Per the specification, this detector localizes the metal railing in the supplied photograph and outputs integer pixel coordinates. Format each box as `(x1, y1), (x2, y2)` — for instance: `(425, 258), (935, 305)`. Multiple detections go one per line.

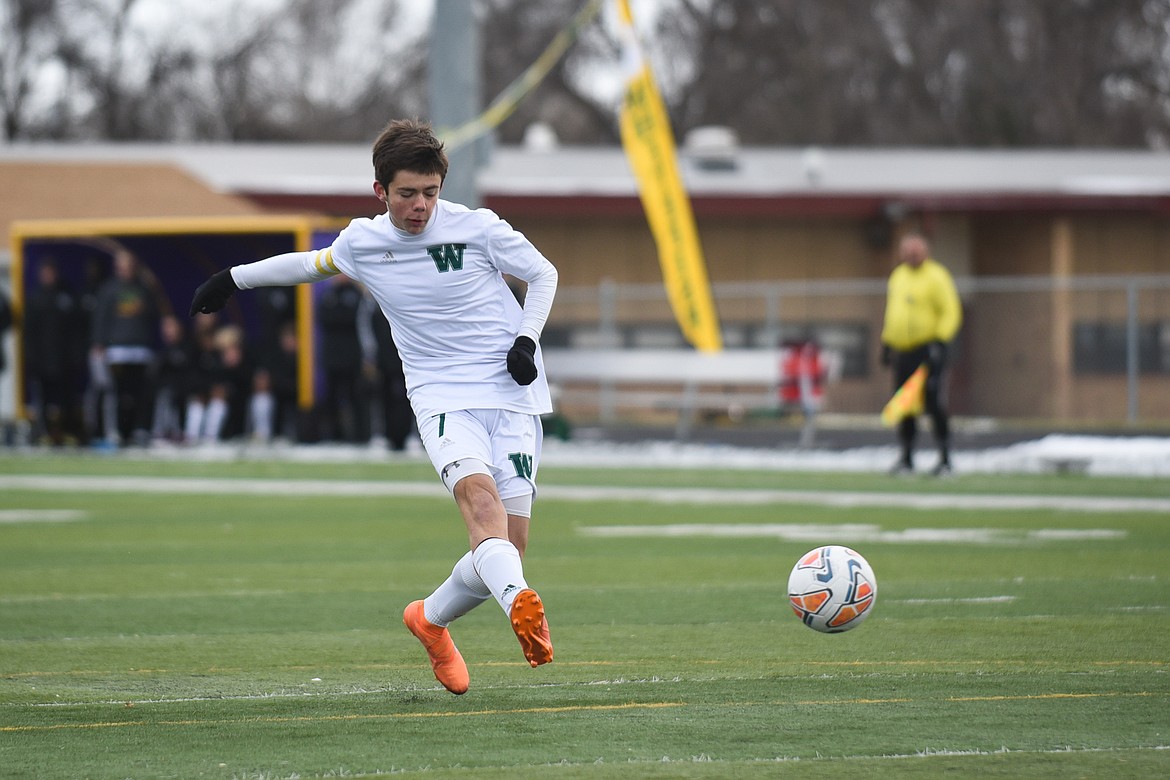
(547, 274), (1170, 424)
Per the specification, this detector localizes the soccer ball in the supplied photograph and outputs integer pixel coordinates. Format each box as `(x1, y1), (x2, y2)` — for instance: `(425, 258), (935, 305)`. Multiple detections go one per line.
(787, 545), (877, 633)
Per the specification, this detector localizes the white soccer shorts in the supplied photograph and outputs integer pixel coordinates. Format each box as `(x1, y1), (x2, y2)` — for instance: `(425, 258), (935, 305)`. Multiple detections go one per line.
(418, 408), (542, 510)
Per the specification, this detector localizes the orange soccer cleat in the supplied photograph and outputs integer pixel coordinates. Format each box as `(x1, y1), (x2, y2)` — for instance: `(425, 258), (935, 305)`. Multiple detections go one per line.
(509, 589), (553, 668)
(402, 600), (469, 695)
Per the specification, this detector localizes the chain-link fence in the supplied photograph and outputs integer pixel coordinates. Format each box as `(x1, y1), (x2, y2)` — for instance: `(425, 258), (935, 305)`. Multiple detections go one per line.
(544, 274), (1170, 425)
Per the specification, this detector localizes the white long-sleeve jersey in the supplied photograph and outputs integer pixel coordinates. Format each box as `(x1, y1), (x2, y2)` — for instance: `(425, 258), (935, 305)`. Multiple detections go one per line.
(231, 200), (558, 420)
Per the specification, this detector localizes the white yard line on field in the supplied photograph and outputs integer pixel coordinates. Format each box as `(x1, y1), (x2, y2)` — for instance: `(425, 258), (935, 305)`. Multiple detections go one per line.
(2, 474), (1169, 513)
(0, 475), (446, 498)
(578, 523), (1126, 543)
(0, 509), (87, 523)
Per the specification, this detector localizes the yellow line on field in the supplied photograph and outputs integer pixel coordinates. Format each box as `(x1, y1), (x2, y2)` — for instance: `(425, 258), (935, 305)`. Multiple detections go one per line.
(804, 698), (916, 704)
(805, 659), (1168, 668)
(0, 701), (685, 733)
(784, 691), (1161, 706)
(7, 657), (1165, 679)
(477, 659), (631, 667)
(4, 660), (643, 679)
(5, 691), (1165, 733)
(945, 691), (1158, 703)
(0, 720), (145, 732)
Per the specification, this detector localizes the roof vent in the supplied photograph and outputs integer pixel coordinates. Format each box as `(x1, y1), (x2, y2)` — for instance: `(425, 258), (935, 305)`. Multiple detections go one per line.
(802, 147), (826, 187)
(684, 125), (739, 171)
(523, 122), (559, 153)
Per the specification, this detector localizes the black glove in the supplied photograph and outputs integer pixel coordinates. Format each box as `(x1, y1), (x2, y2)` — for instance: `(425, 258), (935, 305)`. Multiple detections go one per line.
(506, 336), (538, 386)
(879, 343), (892, 367)
(926, 340), (948, 371)
(189, 268), (238, 316)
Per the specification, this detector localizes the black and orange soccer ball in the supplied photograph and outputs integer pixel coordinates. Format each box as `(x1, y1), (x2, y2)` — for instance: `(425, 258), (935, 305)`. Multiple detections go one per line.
(788, 545), (877, 633)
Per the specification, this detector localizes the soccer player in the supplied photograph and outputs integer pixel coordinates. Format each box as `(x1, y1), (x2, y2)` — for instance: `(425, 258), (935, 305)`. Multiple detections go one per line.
(189, 118), (557, 694)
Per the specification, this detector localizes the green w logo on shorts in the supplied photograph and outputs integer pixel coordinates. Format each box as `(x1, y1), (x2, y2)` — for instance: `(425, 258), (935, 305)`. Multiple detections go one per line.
(427, 243), (466, 272)
(508, 452), (533, 479)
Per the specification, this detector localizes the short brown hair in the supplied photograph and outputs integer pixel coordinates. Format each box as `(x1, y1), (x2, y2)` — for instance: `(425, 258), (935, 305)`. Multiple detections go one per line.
(372, 118), (448, 188)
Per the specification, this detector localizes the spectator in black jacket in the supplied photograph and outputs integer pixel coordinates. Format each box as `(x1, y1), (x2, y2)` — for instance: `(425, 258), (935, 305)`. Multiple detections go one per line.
(23, 260), (87, 445)
(257, 321), (300, 442)
(79, 255), (110, 444)
(90, 249), (164, 447)
(359, 288), (412, 451)
(151, 315), (191, 443)
(0, 283), (11, 443)
(253, 286), (292, 359)
(316, 274), (369, 443)
(212, 324), (255, 441)
(183, 314), (225, 443)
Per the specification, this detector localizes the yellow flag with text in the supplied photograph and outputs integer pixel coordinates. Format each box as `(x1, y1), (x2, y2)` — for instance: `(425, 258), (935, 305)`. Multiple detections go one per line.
(615, 0), (722, 352)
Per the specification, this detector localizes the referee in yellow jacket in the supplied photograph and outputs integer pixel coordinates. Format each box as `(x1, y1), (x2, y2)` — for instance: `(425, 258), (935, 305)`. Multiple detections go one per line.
(880, 233), (963, 476)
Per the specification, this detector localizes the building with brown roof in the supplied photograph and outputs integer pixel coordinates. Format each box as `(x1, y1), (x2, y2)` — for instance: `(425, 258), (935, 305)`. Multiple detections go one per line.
(3, 140), (1169, 425)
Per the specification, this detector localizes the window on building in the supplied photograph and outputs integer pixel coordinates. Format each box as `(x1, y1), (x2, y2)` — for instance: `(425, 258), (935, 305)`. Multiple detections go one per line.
(1073, 321), (1170, 375)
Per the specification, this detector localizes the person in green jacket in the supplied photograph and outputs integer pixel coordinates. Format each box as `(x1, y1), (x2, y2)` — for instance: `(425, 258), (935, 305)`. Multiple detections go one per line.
(880, 233), (963, 476)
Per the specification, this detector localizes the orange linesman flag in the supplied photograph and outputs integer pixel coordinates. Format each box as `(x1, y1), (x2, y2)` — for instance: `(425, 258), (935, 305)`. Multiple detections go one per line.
(881, 363), (927, 427)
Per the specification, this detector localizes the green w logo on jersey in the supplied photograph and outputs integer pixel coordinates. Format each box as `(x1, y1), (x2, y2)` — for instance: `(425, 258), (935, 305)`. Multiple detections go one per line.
(427, 243), (466, 272)
(508, 452), (533, 479)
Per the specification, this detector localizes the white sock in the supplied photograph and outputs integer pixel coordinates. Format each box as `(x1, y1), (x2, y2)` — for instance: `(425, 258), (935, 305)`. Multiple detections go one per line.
(102, 391), (118, 442)
(249, 392), (274, 441)
(423, 551), (491, 627)
(472, 537), (529, 614)
(184, 400), (205, 441)
(204, 398), (227, 441)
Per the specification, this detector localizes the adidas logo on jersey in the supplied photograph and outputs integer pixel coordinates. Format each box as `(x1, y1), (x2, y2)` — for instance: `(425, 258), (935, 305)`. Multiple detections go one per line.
(379, 251), (395, 263)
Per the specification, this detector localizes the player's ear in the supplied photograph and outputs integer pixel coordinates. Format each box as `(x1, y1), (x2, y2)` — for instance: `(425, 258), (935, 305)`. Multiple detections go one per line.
(373, 181), (387, 203)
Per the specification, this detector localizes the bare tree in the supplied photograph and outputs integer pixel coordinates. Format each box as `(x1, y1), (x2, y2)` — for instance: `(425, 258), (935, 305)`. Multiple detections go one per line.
(204, 0), (421, 141)
(19, 0), (423, 141)
(8, 0), (1170, 148)
(477, 0), (620, 145)
(657, 0), (1170, 148)
(46, 0), (207, 140)
(0, 0), (61, 140)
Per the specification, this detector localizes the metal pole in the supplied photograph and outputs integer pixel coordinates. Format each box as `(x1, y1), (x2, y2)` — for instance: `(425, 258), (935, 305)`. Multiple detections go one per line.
(1126, 280), (1139, 423)
(763, 284), (781, 348)
(429, 0), (481, 208)
(599, 278), (618, 422)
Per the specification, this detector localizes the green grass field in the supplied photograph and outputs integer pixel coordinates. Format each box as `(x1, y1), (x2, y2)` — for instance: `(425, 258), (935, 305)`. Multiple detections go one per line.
(1, 451), (1167, 779)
